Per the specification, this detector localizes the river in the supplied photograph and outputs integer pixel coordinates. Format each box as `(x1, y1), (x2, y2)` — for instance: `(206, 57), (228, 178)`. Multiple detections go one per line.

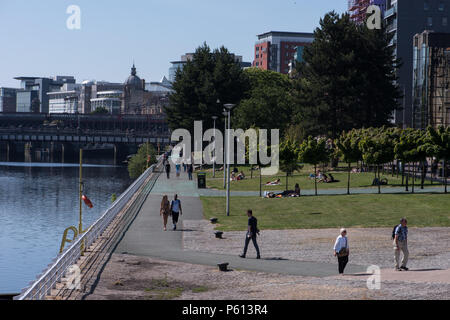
(0, 160), (133, 294)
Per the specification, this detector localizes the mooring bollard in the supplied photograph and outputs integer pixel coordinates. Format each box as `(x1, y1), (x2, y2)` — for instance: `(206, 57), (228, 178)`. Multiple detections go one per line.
(214, 231), (223, 239)
(210, 217), (218, 224)
(217, 263), (229, 272)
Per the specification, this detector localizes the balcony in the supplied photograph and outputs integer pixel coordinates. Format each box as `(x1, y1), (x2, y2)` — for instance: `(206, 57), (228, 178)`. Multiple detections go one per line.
(384, 6), (397, 19)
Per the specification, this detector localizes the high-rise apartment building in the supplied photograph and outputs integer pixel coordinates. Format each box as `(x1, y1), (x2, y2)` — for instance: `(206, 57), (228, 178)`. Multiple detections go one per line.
(412, 31), (450, 129)
(253, 31), (314, 74)
(348, 0), (387, 23)
(384, 0), (450, 127)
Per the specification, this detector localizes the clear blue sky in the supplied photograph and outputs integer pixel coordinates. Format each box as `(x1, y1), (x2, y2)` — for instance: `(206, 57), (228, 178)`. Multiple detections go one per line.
(0, 0), (347, 88)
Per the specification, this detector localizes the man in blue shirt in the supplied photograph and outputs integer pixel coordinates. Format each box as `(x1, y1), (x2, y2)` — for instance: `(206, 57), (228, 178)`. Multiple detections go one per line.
(394, 218), (409, 271)
(170, 194), (182, 231)
(239, 209), (261, 259)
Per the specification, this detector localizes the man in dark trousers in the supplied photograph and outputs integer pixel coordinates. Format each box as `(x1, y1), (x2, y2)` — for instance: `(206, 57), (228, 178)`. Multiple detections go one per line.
(165, 161), (171, 179)
(239, 209), (261, 259)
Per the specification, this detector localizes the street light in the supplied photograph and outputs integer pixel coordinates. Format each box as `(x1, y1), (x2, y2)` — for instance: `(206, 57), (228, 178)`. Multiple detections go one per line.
(224, 103), (236, 217)
(222, 109), (228, 189)
(212, 115), (218, 178)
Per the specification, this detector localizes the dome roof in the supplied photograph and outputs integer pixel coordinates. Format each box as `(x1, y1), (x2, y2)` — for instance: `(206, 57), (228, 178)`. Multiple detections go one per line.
(125, 64), (143, 88)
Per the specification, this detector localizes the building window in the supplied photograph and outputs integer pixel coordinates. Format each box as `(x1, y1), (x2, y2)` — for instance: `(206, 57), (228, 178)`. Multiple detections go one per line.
(443, 17), (448, 26)
(438, 2), (445, 11)
(256, 62), (259, 66)
(256, 54), (259, 58)
(427, 17), (433, 26)
(424, 2), (430, 11)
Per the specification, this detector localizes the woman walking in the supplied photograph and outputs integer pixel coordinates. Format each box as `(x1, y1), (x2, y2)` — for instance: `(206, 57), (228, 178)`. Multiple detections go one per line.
(160, 195), (171, 231)
(333, 228), (350, 275)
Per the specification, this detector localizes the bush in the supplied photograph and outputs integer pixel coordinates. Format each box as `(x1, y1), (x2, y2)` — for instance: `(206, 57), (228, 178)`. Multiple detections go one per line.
(128, 143), (157, 178)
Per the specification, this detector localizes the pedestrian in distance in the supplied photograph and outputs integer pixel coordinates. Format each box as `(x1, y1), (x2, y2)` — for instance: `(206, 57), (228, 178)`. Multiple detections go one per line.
(160, 195), (171, 231)
(393, 218), (409, 271)
(334, 228), (349, 275)
(187, 163), (193, 181)
(239, 209), (261, 259)
(182, 161), (187, 172)
(170, 194), (182, 231)
(176, 163), (181, 178)
(165, 162), (171, 179)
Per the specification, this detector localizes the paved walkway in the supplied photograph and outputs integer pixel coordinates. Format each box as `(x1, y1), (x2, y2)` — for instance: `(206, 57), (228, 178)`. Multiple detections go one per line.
(198, 185), (447, 197)
(114, 160), (367, 277)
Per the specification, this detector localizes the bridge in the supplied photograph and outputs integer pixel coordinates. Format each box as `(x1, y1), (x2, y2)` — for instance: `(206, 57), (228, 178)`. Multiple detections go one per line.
(0, 113), (171, 162)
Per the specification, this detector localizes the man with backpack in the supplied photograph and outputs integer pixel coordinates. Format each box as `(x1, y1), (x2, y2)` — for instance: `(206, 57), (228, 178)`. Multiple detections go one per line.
(393, 218), (409, 271)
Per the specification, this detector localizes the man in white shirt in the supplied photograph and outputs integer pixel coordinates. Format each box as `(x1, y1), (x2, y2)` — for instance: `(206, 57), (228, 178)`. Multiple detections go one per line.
(333, 228), (350, 275)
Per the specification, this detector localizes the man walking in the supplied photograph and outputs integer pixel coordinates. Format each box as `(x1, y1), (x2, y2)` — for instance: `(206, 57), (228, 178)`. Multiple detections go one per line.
(170, 194), (182, 231)
(165, 161), (171, 179)
(239, 210), (261, 259)
(394, 218), (409, 271)
(187, 163), (193, 181)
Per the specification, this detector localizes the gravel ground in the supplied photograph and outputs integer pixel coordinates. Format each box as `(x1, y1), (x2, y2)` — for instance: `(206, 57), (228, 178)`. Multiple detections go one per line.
(183, 220), (450, 270)
(85, 254), (450, 300)
(84, 223), (450, 300)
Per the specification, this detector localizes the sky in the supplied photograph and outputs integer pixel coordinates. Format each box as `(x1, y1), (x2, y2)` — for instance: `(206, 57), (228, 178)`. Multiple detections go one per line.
(0, 0), (347, 88)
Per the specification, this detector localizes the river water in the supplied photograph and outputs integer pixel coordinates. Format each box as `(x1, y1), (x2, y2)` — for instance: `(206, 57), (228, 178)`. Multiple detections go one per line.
(0, 160), (132, 294)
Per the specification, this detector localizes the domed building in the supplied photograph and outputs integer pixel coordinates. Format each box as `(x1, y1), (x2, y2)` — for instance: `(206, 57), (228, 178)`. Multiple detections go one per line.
(122, 64), (151, 114)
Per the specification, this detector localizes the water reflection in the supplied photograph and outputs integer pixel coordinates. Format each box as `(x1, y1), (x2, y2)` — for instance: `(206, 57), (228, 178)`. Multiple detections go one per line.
(0, 161), (132, 293)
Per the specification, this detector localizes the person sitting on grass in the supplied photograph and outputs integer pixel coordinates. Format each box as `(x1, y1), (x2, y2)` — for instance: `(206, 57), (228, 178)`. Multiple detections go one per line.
(237, 171), (246, 181)
(294, 183), (301, 196)
(309, 173), (316, 180)
(230, 172), (236, 181)
(266, 178), (281, 186)
(318, 173), (329, 183)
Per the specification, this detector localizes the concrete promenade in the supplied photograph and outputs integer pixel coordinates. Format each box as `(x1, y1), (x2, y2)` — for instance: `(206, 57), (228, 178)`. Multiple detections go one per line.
(114, 161), (367, 277)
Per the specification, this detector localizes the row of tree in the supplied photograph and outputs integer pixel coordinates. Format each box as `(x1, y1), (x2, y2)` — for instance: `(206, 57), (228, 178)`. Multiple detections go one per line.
(279, 126), (450, 195)
(165, 11), (402, 140)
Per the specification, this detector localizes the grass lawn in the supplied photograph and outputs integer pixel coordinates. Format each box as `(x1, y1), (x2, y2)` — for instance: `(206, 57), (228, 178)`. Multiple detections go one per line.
(198, 165), (439, 192)
(201, 194), (450, 231)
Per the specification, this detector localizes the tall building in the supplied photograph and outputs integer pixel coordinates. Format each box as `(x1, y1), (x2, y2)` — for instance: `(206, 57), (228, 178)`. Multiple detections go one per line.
(122, 64), (153, 114)
(253, 31), (314, 74)
(384, 0), (450, 127)
(169, 53), (251, 83)
(348, 0), (386, 24)
(14, 76), (76, 113)
(0, 87), (19, 113)
(412, 31), (450, 129)
(47, 83), (81, 114)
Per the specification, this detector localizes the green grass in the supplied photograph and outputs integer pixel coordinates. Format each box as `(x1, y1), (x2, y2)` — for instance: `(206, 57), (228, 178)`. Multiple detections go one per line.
(201, 194), (450, 231)
(192, 286), (211, 293)
(197, 165), (439, 192)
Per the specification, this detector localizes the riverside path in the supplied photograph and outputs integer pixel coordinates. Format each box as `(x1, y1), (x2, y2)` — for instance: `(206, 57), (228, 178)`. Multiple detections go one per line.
(113, 157), (367, 277)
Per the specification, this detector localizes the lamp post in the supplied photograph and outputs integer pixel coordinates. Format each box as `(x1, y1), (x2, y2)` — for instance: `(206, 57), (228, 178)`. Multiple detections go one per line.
(222, 110), (228, 189)
(212, 116), (218, 178)
(224, 103), (236, 217)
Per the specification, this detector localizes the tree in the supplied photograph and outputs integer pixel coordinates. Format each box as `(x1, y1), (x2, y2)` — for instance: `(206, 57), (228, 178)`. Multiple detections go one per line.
(128, 143), (157, 179)
(336, 129), (362, 195)
(298, 136), (330, 196)
(359, 129), (395, 194)
(165, 43), (248, 135)
(91, 106), (109, 114)
(233, 68), (294, 133)
(423, 126), (450, 193)
(293, 11), (401, 138)
(394, 128), (419, 192)
(279, 138), (303, 191)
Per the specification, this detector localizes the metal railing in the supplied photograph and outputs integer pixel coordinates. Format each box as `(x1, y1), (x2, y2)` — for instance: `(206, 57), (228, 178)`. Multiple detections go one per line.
(14, 159), (162, 300)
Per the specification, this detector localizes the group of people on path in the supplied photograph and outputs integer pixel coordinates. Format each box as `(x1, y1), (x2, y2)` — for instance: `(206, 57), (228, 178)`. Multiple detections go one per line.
(165, 161), (193, 180)
(332, 217), (409, 274)
(159, 194), (183, 231)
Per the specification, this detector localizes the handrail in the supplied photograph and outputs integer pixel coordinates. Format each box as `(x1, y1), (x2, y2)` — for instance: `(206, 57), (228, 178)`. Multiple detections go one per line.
(14, 158), (162, 300)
